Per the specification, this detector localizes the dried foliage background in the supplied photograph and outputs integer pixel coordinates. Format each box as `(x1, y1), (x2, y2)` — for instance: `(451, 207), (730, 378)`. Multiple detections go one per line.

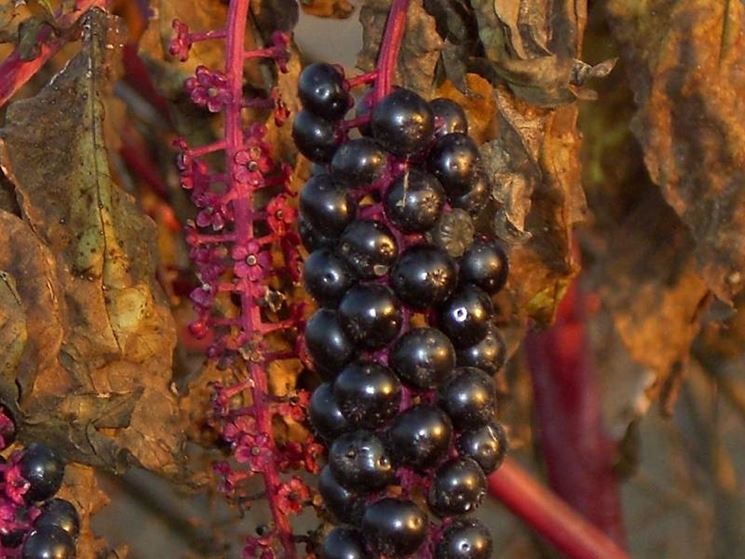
(0, 0), (744, 557)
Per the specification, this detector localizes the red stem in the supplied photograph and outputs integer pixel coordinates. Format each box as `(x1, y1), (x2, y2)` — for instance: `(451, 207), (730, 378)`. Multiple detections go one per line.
(524, 279), (626, 545)
(373, 0), (410, 101)
(0, 0), (108, 107)
(488, 459), (630, 559)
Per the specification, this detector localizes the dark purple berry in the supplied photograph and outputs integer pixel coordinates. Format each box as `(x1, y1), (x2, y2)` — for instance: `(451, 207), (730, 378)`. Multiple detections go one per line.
(435, 518), (493, 559)
(438, 285), (494, 347)
(385, 405), (452, 471)
(303, 248), (356, 307)
(450, 172), (490, 216)
(338, 220), (398, 279)
(391, 245), (457, 309)
(456, 422), (508, 474)
(330, 138), (387, 187)
(305, 309), (355, 378)
(428, 457), (487, 517)
(430, 98), (468, 136)
(438, 367), (497, 429)
(456, 324), (506, 374)
(384, 169), (445, 233)
(338, 284), (402, 350)
(320, 526), (371, 559)
(427, 133), (482, 195)
(299, 217), (334, 251)
(389, 327), (455, 389)
(19, 443), (64, 503)
(333, 361), (402, 428)
(300, 174), (356, 238)
(310, 383), (352, 441)
(318, 466), (365, 524)
(35, 499), (80, 539)
(292, 110), (339, 163)
(460, 239), (509, 294)
(298, 63), (350, 121)
(371, 89), (434, 156)
(328, 431), (395, 492)
(361, 498), (427, 558)
(21, 526), (75, 559)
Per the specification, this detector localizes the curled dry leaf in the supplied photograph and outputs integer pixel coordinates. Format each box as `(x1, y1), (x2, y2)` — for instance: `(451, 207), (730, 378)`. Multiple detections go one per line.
(606, 0), (745, 303)
(0, 9), (183, 475)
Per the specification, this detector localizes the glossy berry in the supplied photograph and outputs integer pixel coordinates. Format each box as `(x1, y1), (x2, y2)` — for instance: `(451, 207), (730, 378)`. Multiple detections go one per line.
(385, 405), (452, 470)
(450, 171), (490, 216)
(333, 361), (402, 428)
(329, 430), (395, 491)
(456, 324), (506, 374)
(318, 466), (365, 524)
(371, 89), (434, 156)
(304, 248), (356, 307)
(338, 220), (398, 279)
(330, 138), (387, 187)
(384, 169), (445, 233)
(361, 498), (427, 558)
(438, 367), (497, 429)
(310, 383), (352, 441)
(435, 518), (493, 559)
(299, 217), (334, 251)
(457, 422), (508, 474)
(305, 309), (355, 378)
(320, 526), (371, 559)
(300, 174), (356, 238)
(460, 239), (509, 294)
(438, 285), (494, 347)
(389, 327), (455, 389)
(292, 110), (339, 163)
(1, 528), (24, 549)
(35, 499), (80, 539)
(428, 457), (487, 517)
(338, 284), (402, 350)
(353, 88), (375, 137)
(21, 526), (75, 559)
(298, 63), (350, 121)
(427, 133), (482, 195)
(427, 209), (475, 258)
(391, 245), (457, 309)
(19, 443), (64, 502)
(430, 97), (468, 136)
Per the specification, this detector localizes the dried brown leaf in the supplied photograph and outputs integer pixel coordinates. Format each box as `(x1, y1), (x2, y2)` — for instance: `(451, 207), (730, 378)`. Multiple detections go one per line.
(300, 0), (354, 19)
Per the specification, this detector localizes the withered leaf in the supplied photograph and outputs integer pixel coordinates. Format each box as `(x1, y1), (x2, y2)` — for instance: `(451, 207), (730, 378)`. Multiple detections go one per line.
(299, 0), (354, 20)
(0, 9), (183, 475)
(606, 0), (745, 303)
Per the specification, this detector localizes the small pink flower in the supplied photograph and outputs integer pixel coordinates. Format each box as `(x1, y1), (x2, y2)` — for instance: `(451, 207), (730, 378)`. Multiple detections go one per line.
(185, 66), (231, 113)
(169, 19), (192, 62)
(276, 476), (310, 515)
(232, 241), (271, 280)
(233, 139), (273, 186)
(189, 283), (214, 310)
(303, 441), (325, 474)
(3, 461), (28, 505)
(234, 432), (273, 472)
(266, 195), (296, 236)
(270, 31), (290, 73)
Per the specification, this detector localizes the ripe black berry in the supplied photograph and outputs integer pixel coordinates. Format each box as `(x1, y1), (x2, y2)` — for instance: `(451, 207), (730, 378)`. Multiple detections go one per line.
(318, 466), (365, 524)
(21, 526), (75, 559)
(384, 169), (445, 233)
(35, 499), (80, 539)
(438, 367), (497, 429)
(338, 220), (398, 279)
(320, 526), (371, 559)
(310, 383), (352, 441)
(435, 518), (493, 559)
(459, 239), (508, 294)
(428, 457), (487, 517)
(371, 89), (434, 156)
(389, 327), (455, 389)
(450, 171), (490, 216)
(299, 217), (334, 251)
(298, 63), (350, 121)
(330, 138), (387, 187)
(391, 244), (457, 309)
(292, 110), (340, 163)
(385, 405), (452, 471)
(305, 309), (355, 378)
(361, 498), (427, 558)
(438, 285), (494, 347)
(430, 98), (468, 136)
(300, 174), (356, 238)
(427, 133), (482, 195)
(456, 421), (508, 474)
(338, 284), (402, 350)
(333, 361), (402, 428)
(303, 248), (356, 307)
(456, 324), (506, 374)
(328, 431), (395, 492)
(19, 443), (64, 502)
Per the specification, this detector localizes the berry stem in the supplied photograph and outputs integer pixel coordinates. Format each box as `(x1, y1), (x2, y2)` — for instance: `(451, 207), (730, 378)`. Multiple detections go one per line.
(373, 0), (411, 101)
(525, 277), (627, 545)
(488, 458), (630, 559)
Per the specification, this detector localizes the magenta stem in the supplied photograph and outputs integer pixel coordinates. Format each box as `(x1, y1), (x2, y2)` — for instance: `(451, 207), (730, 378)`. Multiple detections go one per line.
(373, 0), (410, 101)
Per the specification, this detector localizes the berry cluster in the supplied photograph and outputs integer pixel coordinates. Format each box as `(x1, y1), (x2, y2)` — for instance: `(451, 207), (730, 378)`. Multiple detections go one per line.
(0, 407), (79, 559)
(295, 63), (509, 558)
